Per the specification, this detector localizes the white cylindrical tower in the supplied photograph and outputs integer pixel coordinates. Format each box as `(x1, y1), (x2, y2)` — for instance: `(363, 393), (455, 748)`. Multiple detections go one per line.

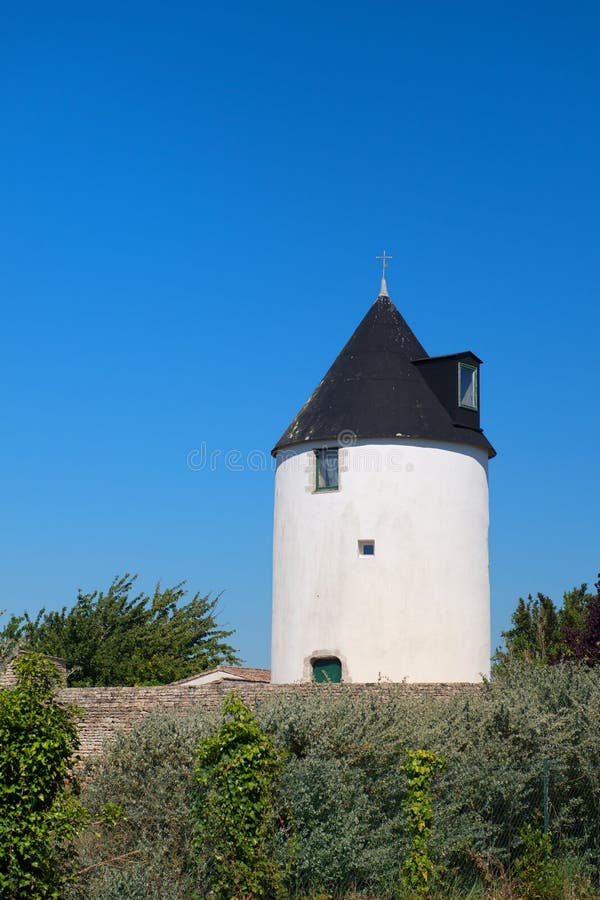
(271, 284), (495, 684)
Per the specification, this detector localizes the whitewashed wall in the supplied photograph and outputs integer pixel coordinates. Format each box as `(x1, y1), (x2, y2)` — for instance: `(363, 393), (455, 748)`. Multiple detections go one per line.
(271, 439), (490, 683)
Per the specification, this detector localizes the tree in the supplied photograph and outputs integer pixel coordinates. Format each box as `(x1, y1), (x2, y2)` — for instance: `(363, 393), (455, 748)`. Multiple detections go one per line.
(494, 575), (599, 670)
(559, 583), (591, 638)
(494, 593), (562, 669)
(0, 652), (86, 898)
(1, 574), (239, 686)
(561, 575), (600, 664)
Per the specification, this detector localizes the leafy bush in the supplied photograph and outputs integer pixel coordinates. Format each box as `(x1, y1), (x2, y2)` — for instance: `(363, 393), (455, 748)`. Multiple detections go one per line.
(400, 750), (445, 897)
(68, 707), (218, 899)
(0, 652), (86, 899)
(278, 756), (382, 895)
(194, 692), (284, 899)
(513, 824), (564, 900)
(71, 664), (600, 897)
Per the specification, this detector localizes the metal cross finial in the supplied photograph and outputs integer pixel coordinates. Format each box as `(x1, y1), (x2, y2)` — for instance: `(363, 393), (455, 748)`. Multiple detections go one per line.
(376, 250), (392, 296)
(376, 250), (393, 277)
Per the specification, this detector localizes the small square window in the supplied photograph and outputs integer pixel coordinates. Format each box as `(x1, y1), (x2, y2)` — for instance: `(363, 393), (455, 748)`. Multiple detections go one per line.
(358, 540), (375, 556)
(458, 363), (478, 410)
(315, 448), (339, 491)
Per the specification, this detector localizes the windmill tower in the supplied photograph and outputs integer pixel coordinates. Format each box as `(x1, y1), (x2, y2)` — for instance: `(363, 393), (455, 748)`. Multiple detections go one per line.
(270, 267), (495, 683)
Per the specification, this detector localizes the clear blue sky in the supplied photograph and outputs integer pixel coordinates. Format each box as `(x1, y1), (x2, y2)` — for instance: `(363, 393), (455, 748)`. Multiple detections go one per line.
(2, 1), (599, 668)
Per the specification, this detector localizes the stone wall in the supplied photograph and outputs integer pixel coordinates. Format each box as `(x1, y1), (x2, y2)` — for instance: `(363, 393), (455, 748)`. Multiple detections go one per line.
(57, 681), (481, 759)
(0, 653), (67, 687)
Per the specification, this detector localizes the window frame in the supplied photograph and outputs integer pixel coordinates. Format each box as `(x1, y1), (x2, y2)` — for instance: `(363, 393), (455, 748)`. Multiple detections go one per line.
(358, 540), (375, 556)
(457, 362), (478, 411)
(314, 447), (339, 492)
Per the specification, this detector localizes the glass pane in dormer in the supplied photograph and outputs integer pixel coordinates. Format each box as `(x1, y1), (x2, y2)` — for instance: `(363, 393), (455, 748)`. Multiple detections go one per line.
(458, 363), (478, 410)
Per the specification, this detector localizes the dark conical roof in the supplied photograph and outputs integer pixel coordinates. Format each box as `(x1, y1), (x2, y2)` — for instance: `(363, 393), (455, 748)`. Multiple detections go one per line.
(273, 293), (495, 457)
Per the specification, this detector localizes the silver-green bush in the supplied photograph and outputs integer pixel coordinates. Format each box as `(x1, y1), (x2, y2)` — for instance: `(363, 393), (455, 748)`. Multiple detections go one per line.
(71, 664), (600, 897)
(67, 708), (218, 899)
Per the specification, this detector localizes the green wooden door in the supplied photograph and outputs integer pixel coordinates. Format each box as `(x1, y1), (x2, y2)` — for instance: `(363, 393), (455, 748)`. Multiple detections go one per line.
(312, 657), (342, 683)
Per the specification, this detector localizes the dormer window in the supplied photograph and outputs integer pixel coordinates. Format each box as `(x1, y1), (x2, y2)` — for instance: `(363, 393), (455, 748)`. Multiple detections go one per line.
(458, 363), (478, 411)
(315, 448), (339, 491)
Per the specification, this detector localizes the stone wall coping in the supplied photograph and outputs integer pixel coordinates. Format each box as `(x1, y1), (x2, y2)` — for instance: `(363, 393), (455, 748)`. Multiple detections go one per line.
(53, 680), (482, 759)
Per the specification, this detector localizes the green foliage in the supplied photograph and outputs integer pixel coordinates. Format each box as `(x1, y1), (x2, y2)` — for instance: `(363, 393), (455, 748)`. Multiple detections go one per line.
(493, 574), (600, 670)
(0, 652), (87, 898)
(510, 823), (595, 900)
(67, 707), (218, 899)
(194, 692), (284, 899)
(263, 671), (600, 895)
(262, 686), (411, 896)
(513, 824), (563, 900)
(400, 750), (445, 897)
(1, 573), (239, 685)
(277, 755), (385, 895)
(68, 665), (600, 897)
(499, 593), (562, 664)
(98, 801), (125, 829)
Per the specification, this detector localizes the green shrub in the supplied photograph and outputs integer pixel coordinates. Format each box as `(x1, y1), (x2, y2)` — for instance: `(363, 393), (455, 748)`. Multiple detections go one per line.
(68, 706), (218, 899)
(70, 664), (600, 897)
(513, 824), (562, 900)
(400, 750), (445, 897)
(278, 756), (381, 895)
(194, 691), (284, 899)
(512, 823), (596, 900)
(0, 652), (86, 899)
